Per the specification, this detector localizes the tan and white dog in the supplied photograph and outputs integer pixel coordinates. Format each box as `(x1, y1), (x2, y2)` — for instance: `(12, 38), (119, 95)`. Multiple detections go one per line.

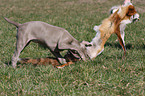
(94, 0), (139, 46)
(91, 0), (139, 59)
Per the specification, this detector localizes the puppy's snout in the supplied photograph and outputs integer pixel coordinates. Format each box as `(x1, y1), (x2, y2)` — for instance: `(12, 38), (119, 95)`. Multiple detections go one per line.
(133, 17), (139, 22)
(133, 13), (140, 22)
(134, 18), (139, 21)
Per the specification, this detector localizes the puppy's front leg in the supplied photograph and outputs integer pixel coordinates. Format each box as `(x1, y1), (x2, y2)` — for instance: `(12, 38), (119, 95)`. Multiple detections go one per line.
(50, 51), (67, 64)
(59, 44), (88, 61)
(116, 32), (126, 57)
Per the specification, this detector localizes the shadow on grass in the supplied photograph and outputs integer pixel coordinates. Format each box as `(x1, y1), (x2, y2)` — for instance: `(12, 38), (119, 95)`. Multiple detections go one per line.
(105, 42), (133, 49)
(5, 61), (30, 68)
(5, 57), (60, 68)
(143, 44), (145, 49)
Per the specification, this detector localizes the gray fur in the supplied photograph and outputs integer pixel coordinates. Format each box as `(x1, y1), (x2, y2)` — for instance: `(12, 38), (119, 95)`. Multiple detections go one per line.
(5, 17), (90, 68)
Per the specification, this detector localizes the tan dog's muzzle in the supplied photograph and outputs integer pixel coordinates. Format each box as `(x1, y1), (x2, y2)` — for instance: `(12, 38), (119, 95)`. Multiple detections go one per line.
(133, 13), (140, 22)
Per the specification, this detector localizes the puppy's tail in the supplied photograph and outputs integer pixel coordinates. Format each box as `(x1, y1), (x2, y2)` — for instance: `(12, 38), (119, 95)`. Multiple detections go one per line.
(4, 17), (21, 28)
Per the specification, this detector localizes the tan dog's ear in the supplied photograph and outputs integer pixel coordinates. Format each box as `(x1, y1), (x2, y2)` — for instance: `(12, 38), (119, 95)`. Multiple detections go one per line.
(127, 5), (136, 16)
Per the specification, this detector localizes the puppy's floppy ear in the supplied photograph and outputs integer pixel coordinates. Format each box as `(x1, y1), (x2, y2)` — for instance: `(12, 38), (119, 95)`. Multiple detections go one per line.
(127, 5), (136, 16)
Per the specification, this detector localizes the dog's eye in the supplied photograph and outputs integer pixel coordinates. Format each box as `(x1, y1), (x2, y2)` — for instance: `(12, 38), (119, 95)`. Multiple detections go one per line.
(129, 8), (134, 12)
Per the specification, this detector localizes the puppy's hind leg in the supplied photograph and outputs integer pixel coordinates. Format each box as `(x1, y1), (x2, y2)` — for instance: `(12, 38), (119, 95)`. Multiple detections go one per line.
(116, 32), (126, 57)
(11, 37), (30, 68)
(121, 31), (125, 45)
(116, 31), (125, 45)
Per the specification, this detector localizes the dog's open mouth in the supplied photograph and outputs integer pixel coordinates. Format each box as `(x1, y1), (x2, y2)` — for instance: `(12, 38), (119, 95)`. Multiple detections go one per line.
(133, 18), (139, 23)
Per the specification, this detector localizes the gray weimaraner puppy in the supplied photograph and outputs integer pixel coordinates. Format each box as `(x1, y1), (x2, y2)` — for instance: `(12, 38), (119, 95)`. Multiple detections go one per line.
(4, 17), (90, 68)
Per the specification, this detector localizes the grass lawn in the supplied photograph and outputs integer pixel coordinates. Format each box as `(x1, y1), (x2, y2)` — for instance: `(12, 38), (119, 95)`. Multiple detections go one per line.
(0, 0), (145, 95)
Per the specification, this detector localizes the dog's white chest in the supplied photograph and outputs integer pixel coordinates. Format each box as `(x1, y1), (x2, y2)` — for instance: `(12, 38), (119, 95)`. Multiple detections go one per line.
(86, 30), (104, 59)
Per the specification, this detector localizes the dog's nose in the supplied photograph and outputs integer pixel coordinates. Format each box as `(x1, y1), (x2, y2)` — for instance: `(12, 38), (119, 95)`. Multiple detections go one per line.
(136, 18), (140, 21)
(133, 18), (139, 22)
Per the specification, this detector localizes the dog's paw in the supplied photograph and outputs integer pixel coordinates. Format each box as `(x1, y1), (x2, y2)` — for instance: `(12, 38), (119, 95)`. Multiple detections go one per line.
(93, 25), (100, 32)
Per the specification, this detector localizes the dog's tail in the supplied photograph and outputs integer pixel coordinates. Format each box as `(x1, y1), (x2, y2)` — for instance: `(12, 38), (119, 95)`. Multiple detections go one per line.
(4, 17), (21, 28)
